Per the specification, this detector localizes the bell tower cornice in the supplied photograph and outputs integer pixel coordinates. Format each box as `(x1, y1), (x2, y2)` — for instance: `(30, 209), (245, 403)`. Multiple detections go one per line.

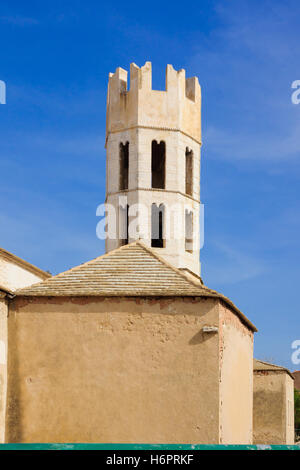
(105, 62), (201, 147)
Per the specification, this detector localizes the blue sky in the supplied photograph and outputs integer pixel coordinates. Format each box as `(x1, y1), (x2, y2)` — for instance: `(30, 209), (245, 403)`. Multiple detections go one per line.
(0, 0), (299, 369)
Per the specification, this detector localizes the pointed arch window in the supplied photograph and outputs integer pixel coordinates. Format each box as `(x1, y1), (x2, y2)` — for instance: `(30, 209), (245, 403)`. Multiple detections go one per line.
(185, 209), (193, 253)
(151, 203), (165, 248)
(185, 148), (193, 196)
(119, 204), (129, 246)
(119, 142), (129, 190)
(151, 140), (165, 189)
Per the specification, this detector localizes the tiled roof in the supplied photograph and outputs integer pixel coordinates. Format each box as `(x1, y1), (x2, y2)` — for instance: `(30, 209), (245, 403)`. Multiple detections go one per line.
(15, 242), (209, 296)
(0, 247), (51, 279)
(15, 241), (257, 331)
(254, 359), (294, 379)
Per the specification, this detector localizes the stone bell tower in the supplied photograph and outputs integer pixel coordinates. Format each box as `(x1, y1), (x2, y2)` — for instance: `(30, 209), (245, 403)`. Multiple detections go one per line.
(105, 62), (202, 277)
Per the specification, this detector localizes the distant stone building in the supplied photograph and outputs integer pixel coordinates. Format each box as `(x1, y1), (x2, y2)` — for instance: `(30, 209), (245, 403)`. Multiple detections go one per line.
(0, 63), (294, 445)
(293, 371), (300, 391)
(253, 360), (294, 445)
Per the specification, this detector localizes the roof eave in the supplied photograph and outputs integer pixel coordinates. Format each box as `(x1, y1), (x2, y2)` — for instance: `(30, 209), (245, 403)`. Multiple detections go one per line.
(0, 285), (15, 299)
(254, 359), (294, 379)
(0, 247), (51, 280)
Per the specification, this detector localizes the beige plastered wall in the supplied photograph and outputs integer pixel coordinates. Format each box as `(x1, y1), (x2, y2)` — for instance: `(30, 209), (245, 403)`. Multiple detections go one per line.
(285, 374), (295, 444)
(218, 302), (254, 444)
(253, 370), (294, 445)
(6, 296), (221, 444)
(0, 255), (47, 292)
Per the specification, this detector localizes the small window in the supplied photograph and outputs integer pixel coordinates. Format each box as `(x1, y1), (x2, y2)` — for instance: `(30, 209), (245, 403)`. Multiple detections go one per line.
(151, 140), (165, 189)
(151, 203), (164, 248)
(185, 210), (193, 253)
(119, 204), (129, 246)
(185, 148), (193, 196)
(119, 142), (129, 190)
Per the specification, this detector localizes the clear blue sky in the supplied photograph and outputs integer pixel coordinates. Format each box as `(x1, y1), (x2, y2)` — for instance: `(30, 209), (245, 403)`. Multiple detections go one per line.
(0, 0), (299, 369)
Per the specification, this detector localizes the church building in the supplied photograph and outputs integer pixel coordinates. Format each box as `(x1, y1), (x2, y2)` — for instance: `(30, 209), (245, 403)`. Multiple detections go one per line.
(0, 63), (294, 445)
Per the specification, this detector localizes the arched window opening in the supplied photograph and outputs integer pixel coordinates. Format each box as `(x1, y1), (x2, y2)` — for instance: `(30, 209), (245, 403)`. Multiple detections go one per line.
(151, 203), (164, 248)
(185, 148), (193, 196)
(151, 140), (165, 189)
(185, 210), (193, 253)
(119, 204), (129, 246)
(119, 142), (129, 190)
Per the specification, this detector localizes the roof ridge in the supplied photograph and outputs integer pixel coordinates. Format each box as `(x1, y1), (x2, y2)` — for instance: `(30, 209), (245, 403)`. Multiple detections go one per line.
(254, 359), (285, 369)
(254, 359), (294, 379)
(135, 240), (210, 292)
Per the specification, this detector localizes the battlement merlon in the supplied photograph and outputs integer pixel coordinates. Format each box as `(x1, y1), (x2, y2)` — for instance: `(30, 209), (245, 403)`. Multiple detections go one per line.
(105, 62), (201, 146)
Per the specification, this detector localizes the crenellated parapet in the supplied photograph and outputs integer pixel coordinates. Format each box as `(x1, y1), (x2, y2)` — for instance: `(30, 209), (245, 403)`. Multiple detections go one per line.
(105, 62), (201, 146)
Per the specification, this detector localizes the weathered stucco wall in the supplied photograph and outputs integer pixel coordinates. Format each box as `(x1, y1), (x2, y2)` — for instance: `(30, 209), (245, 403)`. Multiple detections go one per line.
(0, 255), (47, 292)
(284, 374), (295, 444)
(219, 302), (254, 444)
(0, 296), (8, 443)
(6, 296), (221, 444)
(253, 371), (294, 444)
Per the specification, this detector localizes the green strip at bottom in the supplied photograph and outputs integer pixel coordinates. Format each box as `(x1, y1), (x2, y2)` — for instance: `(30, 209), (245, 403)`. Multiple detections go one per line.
(0, 443), (299, 450)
